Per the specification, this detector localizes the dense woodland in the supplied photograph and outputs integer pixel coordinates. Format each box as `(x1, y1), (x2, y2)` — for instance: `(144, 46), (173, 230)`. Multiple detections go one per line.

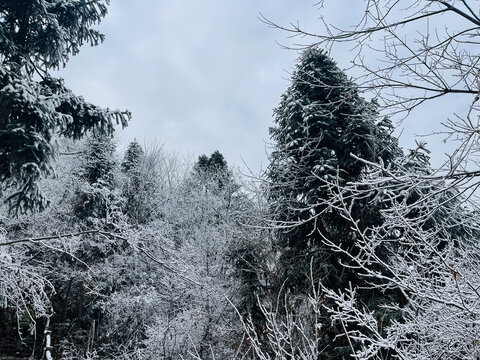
(2, 1), (480, 359)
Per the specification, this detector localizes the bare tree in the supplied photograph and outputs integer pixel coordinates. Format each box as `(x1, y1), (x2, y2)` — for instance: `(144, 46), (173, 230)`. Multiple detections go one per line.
(246, 143), (480, 359)
(264, 1), (480, 112)
(311, 147), (480, 359)
(263, 0), (480, 184)
(239, 277), (324, 360)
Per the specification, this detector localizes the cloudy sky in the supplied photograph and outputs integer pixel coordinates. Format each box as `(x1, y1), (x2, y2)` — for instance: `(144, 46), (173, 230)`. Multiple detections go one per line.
(55, 1), (460, 171)
(51, 1), (354, 171)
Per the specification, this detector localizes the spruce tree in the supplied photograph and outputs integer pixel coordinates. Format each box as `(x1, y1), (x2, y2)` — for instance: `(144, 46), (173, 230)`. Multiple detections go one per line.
(267, 48), (401, 358)
(121, 139), (144, 173)
(121, 140), (156, 224)
(73, 134), (120, 223)
(0, 0), (130, 214)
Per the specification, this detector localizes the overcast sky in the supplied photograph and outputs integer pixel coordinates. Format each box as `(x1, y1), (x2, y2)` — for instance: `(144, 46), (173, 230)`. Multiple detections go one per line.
(55, 1), (460, 172)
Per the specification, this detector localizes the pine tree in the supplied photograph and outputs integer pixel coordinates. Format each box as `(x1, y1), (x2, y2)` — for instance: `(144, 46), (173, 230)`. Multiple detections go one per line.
(267, 48), (401, 358)
(0, 0), (130, 214)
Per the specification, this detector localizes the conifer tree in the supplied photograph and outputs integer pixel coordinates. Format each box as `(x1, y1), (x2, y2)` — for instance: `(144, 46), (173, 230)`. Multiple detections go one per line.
(0, 0), (130, 214)
(193, 150), (236, 194)
(121, 140), (158, 224)
(73, 134), (121, 223)
(269, 48), (399, 288)
(267, 48), (401, 358)
(194, 150), (227, 176)
(49, 136), (124, 357)
(121, 139), (144, 173)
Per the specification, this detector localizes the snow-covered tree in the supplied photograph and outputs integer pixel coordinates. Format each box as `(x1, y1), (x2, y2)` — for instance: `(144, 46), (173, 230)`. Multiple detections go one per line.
(123, 153), (253, 360)
(268, 47), (398, 285)
(258, 5), (480, 358)
(307, 141), (480, 360)
(0, 0), (130, 214)
(73, 134), (123, 225)
(121, 141), (164, 224)
(121, 139), (144, 173)
(266, 48), (401, 358)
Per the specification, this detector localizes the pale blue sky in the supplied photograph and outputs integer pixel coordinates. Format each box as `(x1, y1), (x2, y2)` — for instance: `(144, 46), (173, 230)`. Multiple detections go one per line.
(55, 1), (459, 171)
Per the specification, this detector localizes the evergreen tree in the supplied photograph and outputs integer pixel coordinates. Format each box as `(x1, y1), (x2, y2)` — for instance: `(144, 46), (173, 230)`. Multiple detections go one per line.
(194, 150), (228, 177)
(51, 136), (125, 357)
(0, 0), (130, 214)
(121, 139), (144, 173)
(228, 234), (266, 319)
(73, 134), (121, 223)
(269, 48), (399, 288)
(267, 48), (401, 358)
(193, 151), (236, 194)
(121, 140), (159, 224)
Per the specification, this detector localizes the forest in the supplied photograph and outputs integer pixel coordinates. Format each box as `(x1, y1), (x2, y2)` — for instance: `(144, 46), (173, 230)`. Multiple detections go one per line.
(1, 1), (480, 359)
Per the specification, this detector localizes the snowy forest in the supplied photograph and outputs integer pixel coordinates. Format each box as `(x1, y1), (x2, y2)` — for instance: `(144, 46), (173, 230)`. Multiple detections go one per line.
(2, 1), (480, 359)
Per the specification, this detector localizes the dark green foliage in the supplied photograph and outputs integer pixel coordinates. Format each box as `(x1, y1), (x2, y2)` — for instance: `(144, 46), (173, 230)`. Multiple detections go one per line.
(0, 0), (110, 69)
(194, 150), (228, 175)
(268, 48), (399, 288)
(195, 154), (210, 172)
(0, 0), (130, 215)
(193, 150), (236, 193)
(228, 236), (267, 345)
(267, 48), (402, 358)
